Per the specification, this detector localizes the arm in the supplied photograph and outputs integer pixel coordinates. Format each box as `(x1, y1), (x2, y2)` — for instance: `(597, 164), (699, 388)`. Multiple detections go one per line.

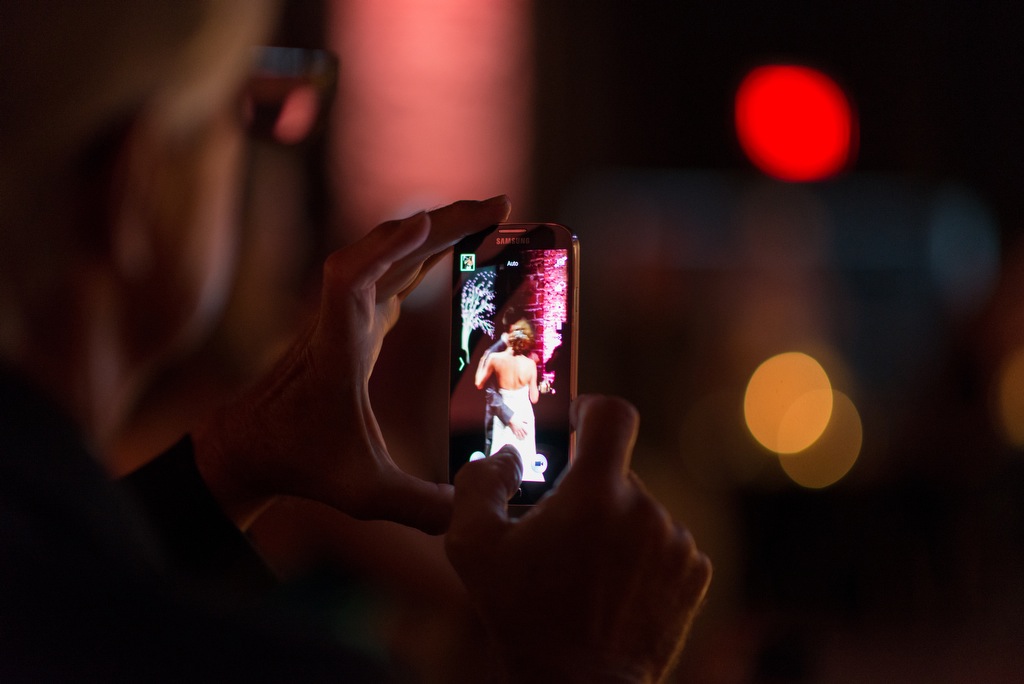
(483, 338), (516, 425)
(475, 353), (495, 389)
(121, 435), (274, 589)
(486, 336), (508, 357)
(486, 386), (516, 427)
(528, 361), (539, 404)
(488, 383), (526, 439)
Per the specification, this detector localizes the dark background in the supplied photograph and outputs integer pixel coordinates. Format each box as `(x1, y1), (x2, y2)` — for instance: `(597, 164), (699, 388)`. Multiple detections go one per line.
(526, 3), (1024, 681)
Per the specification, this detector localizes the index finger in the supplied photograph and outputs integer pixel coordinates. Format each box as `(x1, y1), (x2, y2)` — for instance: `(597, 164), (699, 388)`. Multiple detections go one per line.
(377, 195), (512, 299)
(559, 394), (639, 493)
(324, 211), (430, 293)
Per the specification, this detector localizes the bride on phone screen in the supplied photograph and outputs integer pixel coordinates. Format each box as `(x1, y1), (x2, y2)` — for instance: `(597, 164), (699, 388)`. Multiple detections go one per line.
(475, 320), (543, 481)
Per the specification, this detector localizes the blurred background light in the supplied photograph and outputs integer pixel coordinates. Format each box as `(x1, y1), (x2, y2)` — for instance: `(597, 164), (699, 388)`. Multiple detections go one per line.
(330, 0), (533, 233)
(778, 390), (862, 488)
(996, 346), (1024, 448)
(735, 65), (855, 182)
(926, 185), (1001, 319)
(561, 169), (987, 453)
(744, 351), (834, 454)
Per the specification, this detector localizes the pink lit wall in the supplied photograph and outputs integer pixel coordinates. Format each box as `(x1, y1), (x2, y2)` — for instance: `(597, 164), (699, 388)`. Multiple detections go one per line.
(525, 249), (568, 389)
(329, 0), (534, 236)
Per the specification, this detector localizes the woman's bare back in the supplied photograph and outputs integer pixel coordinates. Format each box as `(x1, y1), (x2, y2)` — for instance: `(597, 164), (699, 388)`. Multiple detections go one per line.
(491, 351), (536, 391)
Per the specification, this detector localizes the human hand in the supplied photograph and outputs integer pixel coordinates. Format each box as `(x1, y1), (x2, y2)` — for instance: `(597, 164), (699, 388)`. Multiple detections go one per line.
(194, 196), (511, 533)
(446, 395), (712, 683)
(508, 415), (528, 441)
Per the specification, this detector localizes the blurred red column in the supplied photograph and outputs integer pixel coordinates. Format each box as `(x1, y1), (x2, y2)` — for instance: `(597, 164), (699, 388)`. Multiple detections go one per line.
(329, 0), (534, 238)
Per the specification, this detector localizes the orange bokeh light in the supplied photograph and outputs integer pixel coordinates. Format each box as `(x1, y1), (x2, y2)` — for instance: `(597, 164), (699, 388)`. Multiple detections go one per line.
(744, 352), (834, 454)
(778, 390), (862, 488)
(735, 65), (855, 182)
(996, 347), (1024, 448)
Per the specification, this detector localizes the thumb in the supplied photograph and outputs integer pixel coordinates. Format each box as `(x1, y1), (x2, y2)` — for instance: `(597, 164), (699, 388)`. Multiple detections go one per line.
(445, 448), (522, 573)
(560, 394), (638, 494)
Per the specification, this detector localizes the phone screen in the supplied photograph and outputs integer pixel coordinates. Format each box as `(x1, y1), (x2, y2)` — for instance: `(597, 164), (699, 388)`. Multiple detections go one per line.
(449, 223), (578, 505)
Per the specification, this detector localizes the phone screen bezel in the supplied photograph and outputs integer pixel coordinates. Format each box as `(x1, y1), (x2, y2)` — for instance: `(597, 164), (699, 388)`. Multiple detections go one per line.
(448, 222), (579, 506)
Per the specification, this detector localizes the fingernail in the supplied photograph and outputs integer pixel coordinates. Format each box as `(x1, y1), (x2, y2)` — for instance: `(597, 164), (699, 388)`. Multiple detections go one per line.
(483, 194), (510, 208)
(494, 445), (524, 484)
(398, 211), (428, 232)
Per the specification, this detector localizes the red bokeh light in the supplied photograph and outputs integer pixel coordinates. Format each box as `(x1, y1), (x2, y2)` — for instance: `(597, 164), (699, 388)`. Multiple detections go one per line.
(735, 65), (855, 182)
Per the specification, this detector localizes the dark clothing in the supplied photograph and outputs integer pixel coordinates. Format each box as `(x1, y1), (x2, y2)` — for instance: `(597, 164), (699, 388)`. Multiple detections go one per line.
(0, 370), (391, 682)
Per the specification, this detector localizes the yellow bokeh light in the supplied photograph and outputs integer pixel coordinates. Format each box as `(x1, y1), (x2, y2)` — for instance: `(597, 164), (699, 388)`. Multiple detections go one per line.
(744, 351), (833, 453)
(996, 347), (1024, 448)
(778, 391), (862, 488)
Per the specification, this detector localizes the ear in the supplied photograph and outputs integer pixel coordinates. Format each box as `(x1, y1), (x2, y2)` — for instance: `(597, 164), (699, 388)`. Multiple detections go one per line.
(100, 106), (244, 362)
(106, 114), (163, 285)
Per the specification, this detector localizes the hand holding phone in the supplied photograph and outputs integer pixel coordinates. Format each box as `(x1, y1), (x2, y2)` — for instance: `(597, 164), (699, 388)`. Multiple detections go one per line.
(446, 395), (713, 681)
(193, 198), (512, 534)
(449, 223), (579, 506)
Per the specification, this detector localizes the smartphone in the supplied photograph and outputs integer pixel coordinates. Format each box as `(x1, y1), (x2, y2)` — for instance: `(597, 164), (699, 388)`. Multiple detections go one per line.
(449, 223), (579, 506)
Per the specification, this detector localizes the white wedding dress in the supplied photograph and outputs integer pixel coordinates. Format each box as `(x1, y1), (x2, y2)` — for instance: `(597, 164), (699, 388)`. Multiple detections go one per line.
(489, 385), (545, 482)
